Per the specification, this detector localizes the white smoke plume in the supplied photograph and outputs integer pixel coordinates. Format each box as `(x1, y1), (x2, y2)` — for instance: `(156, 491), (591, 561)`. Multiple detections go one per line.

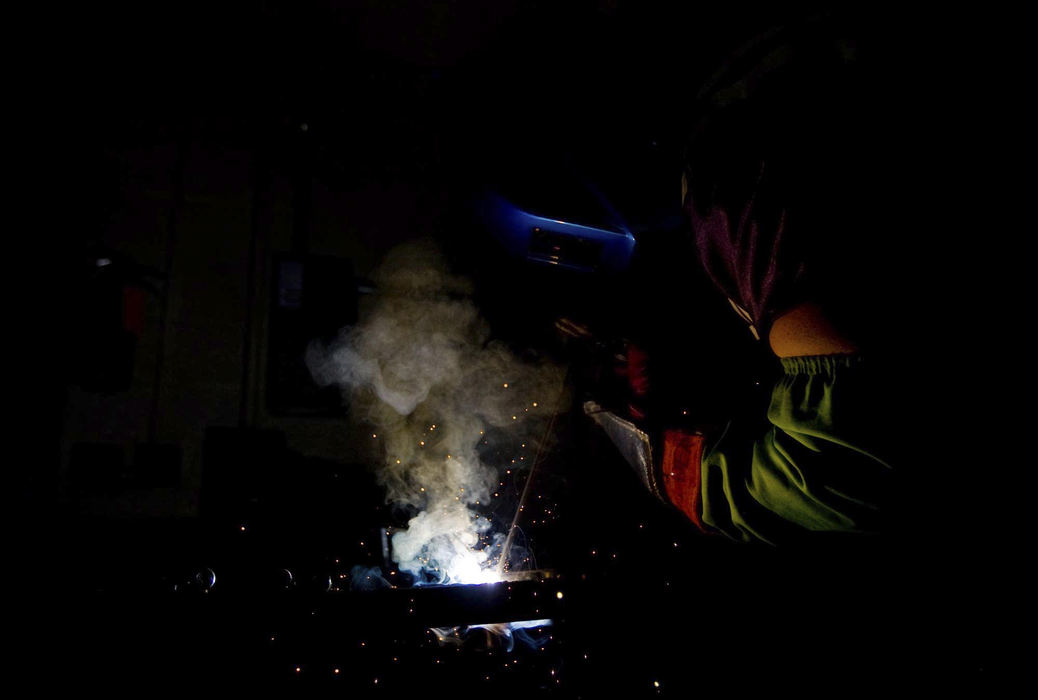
(307, 240), (564, 584)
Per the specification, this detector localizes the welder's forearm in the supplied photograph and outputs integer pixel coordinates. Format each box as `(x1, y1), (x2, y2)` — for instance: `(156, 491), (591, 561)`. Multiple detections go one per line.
(768, 302), (858, 358)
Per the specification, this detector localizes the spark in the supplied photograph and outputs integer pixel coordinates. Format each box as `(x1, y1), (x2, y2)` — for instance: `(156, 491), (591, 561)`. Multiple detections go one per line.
(503, 383), (509, 388)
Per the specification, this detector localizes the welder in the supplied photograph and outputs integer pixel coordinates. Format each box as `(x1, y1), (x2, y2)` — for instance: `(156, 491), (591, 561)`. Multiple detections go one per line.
(598, 11), (916, 545)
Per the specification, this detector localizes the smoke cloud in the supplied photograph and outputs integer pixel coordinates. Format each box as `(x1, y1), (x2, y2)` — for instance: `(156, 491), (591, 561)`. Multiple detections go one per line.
(307, 240), (564, 584)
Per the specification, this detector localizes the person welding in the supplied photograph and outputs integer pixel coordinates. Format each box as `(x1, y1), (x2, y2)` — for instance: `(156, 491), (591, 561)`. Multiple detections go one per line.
(590, 10), (914, 545)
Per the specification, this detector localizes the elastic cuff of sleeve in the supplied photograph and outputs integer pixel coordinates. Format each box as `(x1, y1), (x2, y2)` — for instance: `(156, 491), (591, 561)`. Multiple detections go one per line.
(780, 353), (863, 377)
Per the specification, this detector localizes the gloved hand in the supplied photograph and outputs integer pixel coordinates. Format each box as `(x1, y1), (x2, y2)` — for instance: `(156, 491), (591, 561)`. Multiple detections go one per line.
(585, 400), (710, 534)
(615, 341), (650, 423)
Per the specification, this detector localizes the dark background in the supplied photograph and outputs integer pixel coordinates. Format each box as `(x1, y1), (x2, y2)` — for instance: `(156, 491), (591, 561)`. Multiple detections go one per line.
(17, 0), (1001, 695)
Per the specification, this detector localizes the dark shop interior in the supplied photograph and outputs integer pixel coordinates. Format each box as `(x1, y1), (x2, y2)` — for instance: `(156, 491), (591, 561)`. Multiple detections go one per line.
(21, 1), (1003, 696)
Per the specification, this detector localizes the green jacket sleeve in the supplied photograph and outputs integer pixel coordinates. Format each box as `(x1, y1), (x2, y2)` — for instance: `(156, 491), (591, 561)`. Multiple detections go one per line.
(701, 354), (897, 544)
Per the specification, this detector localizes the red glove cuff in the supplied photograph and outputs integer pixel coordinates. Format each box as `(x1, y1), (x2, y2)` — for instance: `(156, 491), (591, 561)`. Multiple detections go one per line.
(661, 429), (708, 532)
